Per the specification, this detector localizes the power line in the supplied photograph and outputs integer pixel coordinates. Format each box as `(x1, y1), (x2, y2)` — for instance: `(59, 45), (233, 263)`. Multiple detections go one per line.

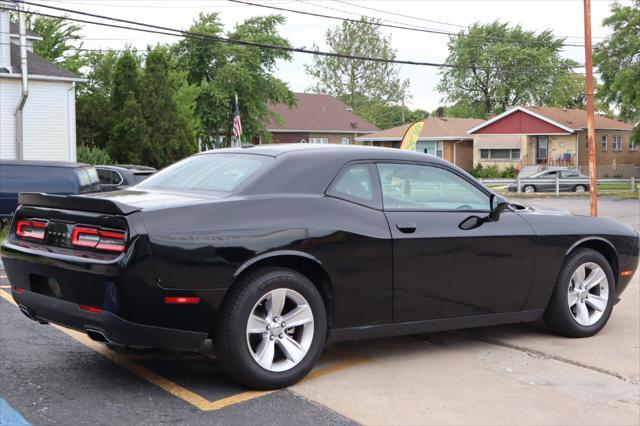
(1, 1), (585, 70)
(295, 0), (586, 47)
(331, 0), (466, 29)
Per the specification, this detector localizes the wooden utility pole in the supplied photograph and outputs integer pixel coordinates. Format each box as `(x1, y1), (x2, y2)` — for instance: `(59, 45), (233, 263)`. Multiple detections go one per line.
(583, 0), (598, 216)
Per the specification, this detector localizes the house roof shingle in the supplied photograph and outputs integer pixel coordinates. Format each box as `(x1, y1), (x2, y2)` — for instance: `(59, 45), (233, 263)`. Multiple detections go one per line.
(523, 106), (634, 131)
(267, 93), (379, 133)
(5, 42), (80, 80)
(357, 117), (485, 141)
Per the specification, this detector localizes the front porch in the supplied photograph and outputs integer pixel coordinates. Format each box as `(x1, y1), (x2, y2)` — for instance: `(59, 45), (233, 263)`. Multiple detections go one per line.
(521, 134), (578, 168)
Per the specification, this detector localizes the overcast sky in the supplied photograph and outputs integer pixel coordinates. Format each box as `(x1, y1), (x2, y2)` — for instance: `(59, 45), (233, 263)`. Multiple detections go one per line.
(29, 0), (631, 111)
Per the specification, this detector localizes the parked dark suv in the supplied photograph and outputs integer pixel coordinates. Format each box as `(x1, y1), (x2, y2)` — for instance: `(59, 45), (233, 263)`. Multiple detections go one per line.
(0, 160), (101, 217)
(95, 165), (156, 190)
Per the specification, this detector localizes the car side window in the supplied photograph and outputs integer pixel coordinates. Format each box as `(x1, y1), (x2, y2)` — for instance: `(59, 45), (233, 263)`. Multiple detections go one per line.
(327, 164), (379, 207)
(377, 163), (488, 211)
(97, 169), (123, 186)
(562, 171), (579, 178)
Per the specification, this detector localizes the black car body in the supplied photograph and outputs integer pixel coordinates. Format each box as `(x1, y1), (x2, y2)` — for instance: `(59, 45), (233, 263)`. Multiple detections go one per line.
(508, 168), (590, 193)
(95, 165), (156, 190)
(0, 160), (101, 217)
(2, 145), (638, 388)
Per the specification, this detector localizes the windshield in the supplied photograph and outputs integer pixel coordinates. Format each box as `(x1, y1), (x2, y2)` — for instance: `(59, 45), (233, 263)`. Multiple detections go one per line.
(137, 153), (272, 192)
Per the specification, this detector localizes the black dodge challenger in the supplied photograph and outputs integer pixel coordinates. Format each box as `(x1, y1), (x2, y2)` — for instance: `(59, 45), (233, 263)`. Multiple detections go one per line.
(2, 144), (638, 389)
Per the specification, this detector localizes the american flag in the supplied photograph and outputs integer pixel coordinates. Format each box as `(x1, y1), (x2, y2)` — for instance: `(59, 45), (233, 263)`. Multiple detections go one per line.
(232, 96), (242, 142)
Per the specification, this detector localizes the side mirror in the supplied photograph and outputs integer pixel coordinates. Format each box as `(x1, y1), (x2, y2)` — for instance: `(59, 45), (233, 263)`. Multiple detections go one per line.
(459, 215), (484, 230)
(489, 194), (511, 222)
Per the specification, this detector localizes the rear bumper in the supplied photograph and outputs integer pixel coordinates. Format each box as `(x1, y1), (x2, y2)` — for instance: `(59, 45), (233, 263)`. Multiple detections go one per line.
(13, 289), (207, 350)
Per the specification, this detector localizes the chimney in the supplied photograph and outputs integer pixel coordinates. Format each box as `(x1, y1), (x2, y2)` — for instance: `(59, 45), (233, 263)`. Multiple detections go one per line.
(0, 2), (12, 72)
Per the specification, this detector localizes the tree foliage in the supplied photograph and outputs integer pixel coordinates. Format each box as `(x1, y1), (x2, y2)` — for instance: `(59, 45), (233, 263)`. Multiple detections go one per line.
(141, 47), (197, 167)
(305, 17), (409, 128)
(76, 145), (112, 165)
(108, 50), (150, 165)
(437, 21), (581, 117)
(594, 0), (640, 145)
(174, 13), (295, 148)
(9, 13), (86, 73)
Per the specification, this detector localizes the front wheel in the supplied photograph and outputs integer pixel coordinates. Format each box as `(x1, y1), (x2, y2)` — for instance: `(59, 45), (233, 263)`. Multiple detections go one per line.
(544, 249), (614, 338)
(214, 267), (327, 389)
(574, 184), (587, 193)
(523, 185), (536, 193)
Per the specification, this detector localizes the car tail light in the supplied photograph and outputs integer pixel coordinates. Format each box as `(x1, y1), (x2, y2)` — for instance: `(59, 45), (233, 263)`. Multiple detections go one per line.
(79, 304), (102, 313)
(16, 220), (47, 240)
(71, 227), (126, 252)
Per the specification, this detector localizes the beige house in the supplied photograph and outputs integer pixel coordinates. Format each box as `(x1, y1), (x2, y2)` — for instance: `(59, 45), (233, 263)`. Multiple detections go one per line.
(355, 117), (484, 172)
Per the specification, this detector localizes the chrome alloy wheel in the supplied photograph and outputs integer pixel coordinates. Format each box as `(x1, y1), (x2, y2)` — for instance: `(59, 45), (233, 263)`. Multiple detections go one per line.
(568, 262), (609, 326)
(246, 288), (315, 372)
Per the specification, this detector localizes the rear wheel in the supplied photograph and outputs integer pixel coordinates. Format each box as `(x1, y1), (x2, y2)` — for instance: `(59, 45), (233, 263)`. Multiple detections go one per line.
(214, 267), (326, 389)
(523, 185), (536, 193)
(544, 249), (614, 337)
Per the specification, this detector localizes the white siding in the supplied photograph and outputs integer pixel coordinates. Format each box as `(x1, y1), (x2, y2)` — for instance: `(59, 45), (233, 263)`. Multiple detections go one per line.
(0, 78), (75, 161)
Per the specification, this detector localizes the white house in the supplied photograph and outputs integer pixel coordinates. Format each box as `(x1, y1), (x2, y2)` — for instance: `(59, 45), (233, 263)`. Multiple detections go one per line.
(0, 8), (83, 162)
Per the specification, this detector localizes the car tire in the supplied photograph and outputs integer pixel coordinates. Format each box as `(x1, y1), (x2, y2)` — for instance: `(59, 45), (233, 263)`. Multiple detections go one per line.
(523, 185), (536, 193)
(574, 185), (587, 193)
(214, 267), (327, 389)
(544, 248), (615, 338)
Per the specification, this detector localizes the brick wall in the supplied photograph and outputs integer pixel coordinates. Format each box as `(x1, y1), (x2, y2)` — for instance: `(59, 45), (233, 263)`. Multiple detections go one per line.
(577, 130), (639, 167)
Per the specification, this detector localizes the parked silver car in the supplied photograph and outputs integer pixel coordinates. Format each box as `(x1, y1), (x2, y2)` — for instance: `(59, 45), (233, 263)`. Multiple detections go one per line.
(508, 169), (590, 193)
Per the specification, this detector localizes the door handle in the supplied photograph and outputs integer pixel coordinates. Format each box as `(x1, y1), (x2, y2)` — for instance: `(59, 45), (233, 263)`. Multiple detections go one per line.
(396, 222), (417, 233)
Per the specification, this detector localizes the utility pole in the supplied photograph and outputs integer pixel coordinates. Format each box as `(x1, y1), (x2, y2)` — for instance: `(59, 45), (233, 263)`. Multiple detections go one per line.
(15, 0), (29, 161)
(583, 0), (598, 216)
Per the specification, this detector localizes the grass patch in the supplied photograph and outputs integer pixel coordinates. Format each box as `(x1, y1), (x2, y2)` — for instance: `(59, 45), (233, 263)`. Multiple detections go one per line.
(0, 219), (9, 243)
(597, 183), (639, 191)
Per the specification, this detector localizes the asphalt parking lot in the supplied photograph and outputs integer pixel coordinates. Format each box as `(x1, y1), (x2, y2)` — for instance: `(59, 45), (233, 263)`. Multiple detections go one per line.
(1, 197), (638, 425)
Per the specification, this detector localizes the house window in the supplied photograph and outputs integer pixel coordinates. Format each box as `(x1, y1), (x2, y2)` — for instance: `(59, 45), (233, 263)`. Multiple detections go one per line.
(601, 135), (608, 151)
(612, 135), (622, 151)
(419, 141), (444, 158)
(341, 137), (350, 145)
(479, 149), (520, 160)
(309, 138), (329, 144)
(630, 138), (638, 151)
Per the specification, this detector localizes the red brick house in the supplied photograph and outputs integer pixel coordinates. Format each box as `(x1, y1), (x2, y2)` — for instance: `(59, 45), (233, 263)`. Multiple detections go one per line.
(468, 106), (637, 177)
(355, 117), (484, 172)
(265, 93), (379, 145)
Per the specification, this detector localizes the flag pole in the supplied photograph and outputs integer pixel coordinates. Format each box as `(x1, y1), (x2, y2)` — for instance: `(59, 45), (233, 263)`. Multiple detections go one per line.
(234, 93), (240, 147)
(583, 0), (598, 216)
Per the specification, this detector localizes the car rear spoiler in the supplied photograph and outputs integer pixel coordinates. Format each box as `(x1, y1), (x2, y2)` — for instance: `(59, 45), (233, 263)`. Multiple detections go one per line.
(18, 193), (141, 215)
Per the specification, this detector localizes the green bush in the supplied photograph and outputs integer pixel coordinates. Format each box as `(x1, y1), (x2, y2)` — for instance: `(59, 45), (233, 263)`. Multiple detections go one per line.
(471, 163), (518, 179)
(77, 145), (112, 165)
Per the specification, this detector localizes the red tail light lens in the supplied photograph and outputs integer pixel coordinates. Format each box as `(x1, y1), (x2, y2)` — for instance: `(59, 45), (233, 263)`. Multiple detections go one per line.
(16, 220), (47, 240)
(165, 297), (200, 304)
(71, 227), (126, 252)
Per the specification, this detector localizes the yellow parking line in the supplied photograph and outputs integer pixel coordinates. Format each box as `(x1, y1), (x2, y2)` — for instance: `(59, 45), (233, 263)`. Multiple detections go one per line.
(0, 285), (10, 289)
(0, 275), (8, 279)
(0, 289), (370, 411)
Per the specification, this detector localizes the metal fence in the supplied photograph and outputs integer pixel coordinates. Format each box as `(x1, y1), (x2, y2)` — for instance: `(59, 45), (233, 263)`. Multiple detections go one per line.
(479, 177), (637, 196)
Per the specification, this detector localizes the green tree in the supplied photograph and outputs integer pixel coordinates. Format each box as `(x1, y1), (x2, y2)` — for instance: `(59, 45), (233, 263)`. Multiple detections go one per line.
(108, 50), (150, 164)
(175, 13), (295, 147)
(437, 21), (579, 117)
(76, 50), (119, 149)
(10, 13), (86, 73)
(141, 47), (197, 168)
(594, 0), (640, 146)
(305, 17), (409, 128)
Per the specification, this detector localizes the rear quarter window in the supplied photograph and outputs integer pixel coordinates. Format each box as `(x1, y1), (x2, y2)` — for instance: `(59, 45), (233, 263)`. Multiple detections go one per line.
(138, 154), (272, 192)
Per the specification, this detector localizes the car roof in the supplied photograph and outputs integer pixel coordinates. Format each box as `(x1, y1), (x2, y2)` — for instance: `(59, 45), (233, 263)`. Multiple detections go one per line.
(199, 143), (450, 165)
(0, 159), (92, 168)
(97, 165), (155, 173)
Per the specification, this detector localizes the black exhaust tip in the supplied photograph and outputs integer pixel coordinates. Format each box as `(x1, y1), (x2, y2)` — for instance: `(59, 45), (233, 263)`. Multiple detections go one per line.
(18, 306), (34, 320)
(86, 329), (110, 343)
